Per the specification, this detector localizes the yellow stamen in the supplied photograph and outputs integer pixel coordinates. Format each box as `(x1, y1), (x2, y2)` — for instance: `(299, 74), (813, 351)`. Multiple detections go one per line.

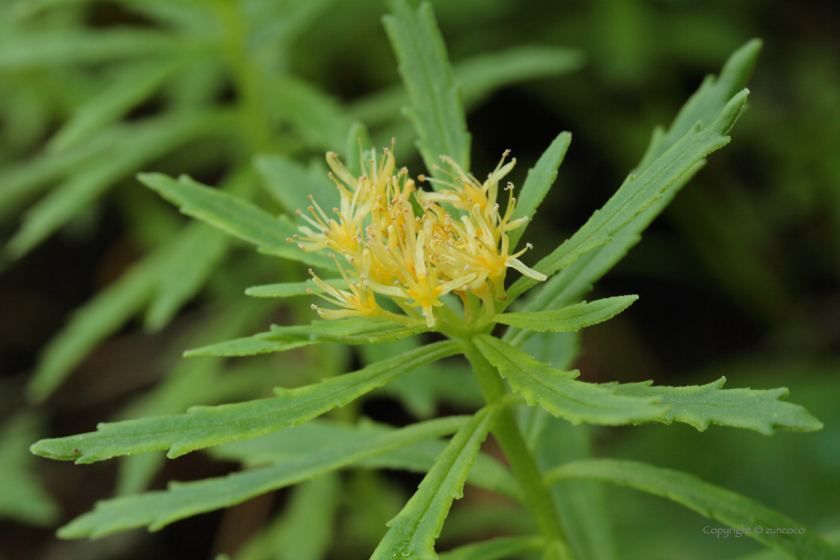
(292, 144), (545, 328)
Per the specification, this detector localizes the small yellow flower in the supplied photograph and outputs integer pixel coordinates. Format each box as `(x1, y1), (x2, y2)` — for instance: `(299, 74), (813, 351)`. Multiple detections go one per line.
(288, 143), (546, 328)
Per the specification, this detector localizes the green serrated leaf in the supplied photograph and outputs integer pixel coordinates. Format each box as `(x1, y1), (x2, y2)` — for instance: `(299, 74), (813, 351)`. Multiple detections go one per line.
(608, 377), (823, 434)
(210, 418), (519, 500)
(638, 39), (762, 169)
(139, 172), (337, 270)
(545, 460), (840, 560)
(118, 302), (279, 495)
(507, 132), (572, 250)
(503, 161), (704, 349)
(115, 361), (278, 493)
(473, 335), (666, 425)
(30, 340), (459, 462)
(438, 536), (545, 560)
(245, 278), (348, 298)
(254, 154), (339, 213)
(506, 89), (749, 303)
(504, 41), (761, 322)
(0, 415), (60, 525)
(57, 416), (468, 539)
(383, 0), (471, 178)
(50, 60), (181, 152)
(371, 406), (499, 560)
(496, 296), (638, 333)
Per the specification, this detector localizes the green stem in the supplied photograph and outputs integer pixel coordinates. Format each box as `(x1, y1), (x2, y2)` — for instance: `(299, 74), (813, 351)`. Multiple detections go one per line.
(212, 0), (275, 153)
(462, 339), (574, 559)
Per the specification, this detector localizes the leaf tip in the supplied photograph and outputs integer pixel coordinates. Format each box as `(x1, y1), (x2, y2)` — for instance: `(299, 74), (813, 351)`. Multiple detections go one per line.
(718, 88), (750, 134)
(136, 172), (162, 188)
(56, 524), (80, 540)
(743, 38), (763, 57)
(29, 439), (49, 457)
(166, 446), (188, 460)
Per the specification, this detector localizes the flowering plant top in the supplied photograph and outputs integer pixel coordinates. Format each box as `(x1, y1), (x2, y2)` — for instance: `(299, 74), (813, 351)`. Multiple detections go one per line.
(290, 143), (545, 328)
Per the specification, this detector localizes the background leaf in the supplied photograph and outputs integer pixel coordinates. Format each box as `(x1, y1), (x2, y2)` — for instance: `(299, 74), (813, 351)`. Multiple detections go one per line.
(139, 172), (337, 270)
(546, 460), (840, 560)
(344, 121), (373, 177)
(116, 302), (277, 495)
(0, 129), (122, 220)
(245, 278), (348, 299)
(210, 418), (520, 500)
(254, 154), (339, 214)
(270, 76), (351, 152)
(6, 112), (221, 259)
(0, 415), (60, 526)
(0, 29), (183, 69)
(437, 536), (545, 560)
(350, 46), (584, 128)
(144, 222), (230, 332)
(25, 250), (162, 402)
(235, 474), (341, 560)
(49, 60), (181, 152)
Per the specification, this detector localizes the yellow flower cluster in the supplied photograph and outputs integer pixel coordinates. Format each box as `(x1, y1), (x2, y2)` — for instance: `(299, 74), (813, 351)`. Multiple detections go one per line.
(287, 144), (546, 328)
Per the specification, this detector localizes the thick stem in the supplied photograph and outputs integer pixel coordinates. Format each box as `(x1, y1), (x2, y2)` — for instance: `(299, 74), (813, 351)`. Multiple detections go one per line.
(462, 340), (574, 559)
